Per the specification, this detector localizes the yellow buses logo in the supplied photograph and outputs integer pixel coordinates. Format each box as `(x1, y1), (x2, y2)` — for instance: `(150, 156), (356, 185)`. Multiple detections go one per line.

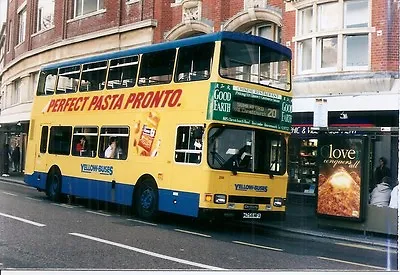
(44, 89), (183, 113)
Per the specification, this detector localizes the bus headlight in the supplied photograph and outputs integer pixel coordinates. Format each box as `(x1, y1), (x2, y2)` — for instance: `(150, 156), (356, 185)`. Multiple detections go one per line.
(205, 194), (213, 202)
(214, 194), (227, 204)
(273, 198), (284, 207)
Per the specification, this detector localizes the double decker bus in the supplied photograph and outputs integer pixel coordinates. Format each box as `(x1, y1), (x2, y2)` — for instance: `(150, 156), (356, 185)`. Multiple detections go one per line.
(24, 31), (292, 221)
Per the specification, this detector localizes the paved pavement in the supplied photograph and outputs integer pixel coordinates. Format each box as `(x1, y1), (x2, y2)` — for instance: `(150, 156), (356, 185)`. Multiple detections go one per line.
(1, 172), (398, 250)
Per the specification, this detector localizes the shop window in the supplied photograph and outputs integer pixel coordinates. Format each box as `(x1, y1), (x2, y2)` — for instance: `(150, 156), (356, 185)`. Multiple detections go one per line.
(72, 127), (98, 157)
(138, 49), (176, 86)
(175, 43), (213, 83)
(98, 127), (129, 160)
(40, 126), (49, 153)
(107, 56), (138, 89)
(57, 66), (80, 94)
(175, 125), (204, 164)
(80, 61), (108, 92)
(48, 126), (72, 155)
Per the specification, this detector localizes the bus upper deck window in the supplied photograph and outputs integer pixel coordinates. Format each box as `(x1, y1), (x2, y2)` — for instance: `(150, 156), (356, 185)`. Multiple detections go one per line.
(80, 61), (108, 92)
(37, 69), (57, 96)
(56, 65), (81, 94)
(175, 43), (214, 83)
(107, 56), (138, 89)
(138, 49), (176, 86)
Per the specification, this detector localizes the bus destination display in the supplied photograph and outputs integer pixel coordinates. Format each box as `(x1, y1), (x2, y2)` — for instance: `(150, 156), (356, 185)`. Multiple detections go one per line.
(231, 101), (279, 120)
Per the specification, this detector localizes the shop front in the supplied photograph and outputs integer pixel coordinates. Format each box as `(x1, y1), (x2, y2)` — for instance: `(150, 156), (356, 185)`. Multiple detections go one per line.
(0, 121), (29, 176)
(287, 110), (399, 235)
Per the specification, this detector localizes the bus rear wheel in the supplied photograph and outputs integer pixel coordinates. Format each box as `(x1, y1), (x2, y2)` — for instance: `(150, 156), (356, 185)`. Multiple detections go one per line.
(46, 169), (62, 202)
(135, 179), (158, 220)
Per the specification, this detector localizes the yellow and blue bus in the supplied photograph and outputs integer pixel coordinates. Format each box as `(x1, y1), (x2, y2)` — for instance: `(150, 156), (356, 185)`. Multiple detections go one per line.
(24, 31), (292, 221)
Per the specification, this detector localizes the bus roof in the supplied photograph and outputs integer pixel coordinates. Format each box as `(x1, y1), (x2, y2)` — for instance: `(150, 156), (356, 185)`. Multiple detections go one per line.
(42, 31), (292, 71)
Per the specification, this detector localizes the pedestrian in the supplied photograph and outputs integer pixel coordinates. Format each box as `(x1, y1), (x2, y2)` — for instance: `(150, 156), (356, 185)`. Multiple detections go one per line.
(2, 144), (11, 177)
(370, 176), (392, 207)
(11, 144), (20, 172)
(370, 157), (391, 192)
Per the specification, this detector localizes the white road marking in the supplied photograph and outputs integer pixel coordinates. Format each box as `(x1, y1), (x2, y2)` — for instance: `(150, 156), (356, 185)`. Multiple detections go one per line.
(318, 256), (386, 270)
(335, 242), (398, 253)
(127, 219), (157, 226)
(2, 191), (17, 196)
(174, 229), (211, 238)
(51, 203), (75, 209)
(0, 212), (46, 227)
(232, 240), (283, 252)
(25, 197), (42, 202)
(86, 210), (111, 217)
(69, 233), (226, 270)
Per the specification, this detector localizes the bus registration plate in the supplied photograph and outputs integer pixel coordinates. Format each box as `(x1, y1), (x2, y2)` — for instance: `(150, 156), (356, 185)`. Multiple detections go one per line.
(243, 212), (261, 219)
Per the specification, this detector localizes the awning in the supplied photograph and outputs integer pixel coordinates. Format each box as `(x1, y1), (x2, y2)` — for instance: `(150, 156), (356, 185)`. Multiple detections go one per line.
(0, 112), (31, 124)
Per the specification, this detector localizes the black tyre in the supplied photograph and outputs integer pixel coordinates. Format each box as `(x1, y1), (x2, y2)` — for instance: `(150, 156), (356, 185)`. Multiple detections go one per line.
(134, 179), (158, 220)
(46, 169), (62, 202)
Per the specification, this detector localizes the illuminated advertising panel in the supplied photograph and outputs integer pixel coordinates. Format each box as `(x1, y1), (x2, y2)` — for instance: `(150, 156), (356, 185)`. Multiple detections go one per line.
(317, 136), (365, 221)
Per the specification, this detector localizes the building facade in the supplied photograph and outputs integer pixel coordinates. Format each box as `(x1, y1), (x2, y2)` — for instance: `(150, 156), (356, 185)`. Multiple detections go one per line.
(0, 0), (398, 193)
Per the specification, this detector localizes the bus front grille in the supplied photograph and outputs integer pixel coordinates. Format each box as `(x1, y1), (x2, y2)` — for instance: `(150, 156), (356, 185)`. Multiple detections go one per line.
(228, 196), (271, 205)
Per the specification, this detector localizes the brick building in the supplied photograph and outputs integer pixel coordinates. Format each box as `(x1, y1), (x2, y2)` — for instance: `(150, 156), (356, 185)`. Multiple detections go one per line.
(0, 0), (398, 185)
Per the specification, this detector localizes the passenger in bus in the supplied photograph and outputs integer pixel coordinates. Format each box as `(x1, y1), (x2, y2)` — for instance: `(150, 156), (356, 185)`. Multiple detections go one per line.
(105, 137), (124, 159)
(75, 136), (87, 156)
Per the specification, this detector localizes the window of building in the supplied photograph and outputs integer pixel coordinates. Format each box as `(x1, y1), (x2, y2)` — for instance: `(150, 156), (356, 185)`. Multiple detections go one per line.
(80, 61), (108, 92)
(7, 20), (12, 51)
(344, 0), (368, 28)
(74, 0), (104, 17)
(57, 65), (80, 93)
(298, 7), (313, 36)
(29, 72), (39, 100)
(344, 34), (368, 68)
(318, 37), (338, 70)
(317, 2), (339, 31)
(98, 127), (129, 160)
(246, 24), (279, 42)
(48, 126), (73, 155)
(37, 0), (55, 32)
(298, 39), (312, 72)
(107, 56), (138, 89)
(295, 1), (371, 74)
(72, 127), (98, 157)
(40, 126), (49, 153)
(12, 79), (21, 105)
(37, 69), (57, 96)
(138, 49), (176, 86)
(175, 125), (204, 164)
(175, 43), (214, 83)
(18, 9), (27, 44)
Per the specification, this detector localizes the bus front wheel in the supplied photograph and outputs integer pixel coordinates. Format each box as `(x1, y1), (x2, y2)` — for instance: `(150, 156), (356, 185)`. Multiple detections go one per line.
(135, 179), (158, 220)
(46, 169), (62, 202)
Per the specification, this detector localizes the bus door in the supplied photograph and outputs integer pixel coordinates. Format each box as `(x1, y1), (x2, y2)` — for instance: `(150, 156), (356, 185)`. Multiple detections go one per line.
(35, 124), (50, 173)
